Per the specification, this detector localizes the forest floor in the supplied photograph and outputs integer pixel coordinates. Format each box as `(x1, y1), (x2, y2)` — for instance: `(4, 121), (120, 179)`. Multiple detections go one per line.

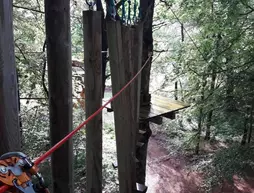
(146, 134), (254, 193)
(146, 136), (202, 193)
(102, 98), (254, 193)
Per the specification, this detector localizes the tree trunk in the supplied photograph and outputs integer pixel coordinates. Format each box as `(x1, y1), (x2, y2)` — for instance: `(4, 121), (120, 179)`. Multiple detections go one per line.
(248, 103), (253, 143)
(44, 0), (73, 192)
(174, 81), (178, 100)
(195, 77), (206, 154)
(0, 0), (21, 155)
(205, 71), (216, 141)
(241, 107), (249, 145)
(140, 0), (154, 103)
(17, 74), (23, 147)
(96, 0), (108, 97)
(204, 110), (212, 141)
(195, 108), (203, 155)
(136, 0), (155, 185)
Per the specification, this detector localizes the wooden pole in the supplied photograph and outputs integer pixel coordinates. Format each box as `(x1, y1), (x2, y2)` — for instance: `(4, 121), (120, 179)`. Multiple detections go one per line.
(107, 21), (136, 193)
(107, 20), (143, 193)
(130, 24), (143, 131)
(83, 11), (103, 193)
(44, 0), (73, 192)
(0, 0), (21, 155)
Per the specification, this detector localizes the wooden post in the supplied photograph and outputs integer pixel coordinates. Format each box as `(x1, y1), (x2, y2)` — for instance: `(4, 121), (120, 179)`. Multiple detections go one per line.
(130, 24), (143, 130)
(83, 11), (103, 193)
(0, 0), (21, 155)
(44, 0), (73, 192)
(107, 21), (136, 193)
(107, 21), (143, 192)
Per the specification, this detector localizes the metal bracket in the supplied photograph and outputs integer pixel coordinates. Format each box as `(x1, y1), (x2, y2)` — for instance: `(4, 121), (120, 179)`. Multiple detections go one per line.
(13, 179), (36, 193)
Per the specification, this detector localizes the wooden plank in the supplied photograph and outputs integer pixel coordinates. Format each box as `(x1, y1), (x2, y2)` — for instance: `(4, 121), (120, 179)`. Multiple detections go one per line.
(130, 23), (143, 133)
(121, 25), (138, 189)
(44, 0), (73, 192)
(151, 94), (189, 110)
(139, 94), (189, 122)
(107, 20), (136, 193)
(83, 11), (102, 193)
(0, 0), (21, 154)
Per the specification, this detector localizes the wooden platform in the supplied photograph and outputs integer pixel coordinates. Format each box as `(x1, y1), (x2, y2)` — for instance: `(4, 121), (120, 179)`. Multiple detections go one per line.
(103, 94), (190, 124)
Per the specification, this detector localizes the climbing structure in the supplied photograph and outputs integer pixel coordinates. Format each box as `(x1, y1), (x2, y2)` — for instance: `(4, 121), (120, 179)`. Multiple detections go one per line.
(104, 1), (190, 193)
(107, 20), (143, 193)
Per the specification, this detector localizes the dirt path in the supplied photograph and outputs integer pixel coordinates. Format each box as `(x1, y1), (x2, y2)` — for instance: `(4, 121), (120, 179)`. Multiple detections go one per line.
(146, 136), (203, 193)
(145, 136), (254, 193)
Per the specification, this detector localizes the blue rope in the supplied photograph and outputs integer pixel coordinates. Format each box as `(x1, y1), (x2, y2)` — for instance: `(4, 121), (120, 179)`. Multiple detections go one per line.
(138, 6), (141, 20)
(108, 0), (116, 19)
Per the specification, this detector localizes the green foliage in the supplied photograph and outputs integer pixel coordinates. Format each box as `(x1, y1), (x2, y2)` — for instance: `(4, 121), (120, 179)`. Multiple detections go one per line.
(202, 145), (254, 192)
(11, 0), (254, 191)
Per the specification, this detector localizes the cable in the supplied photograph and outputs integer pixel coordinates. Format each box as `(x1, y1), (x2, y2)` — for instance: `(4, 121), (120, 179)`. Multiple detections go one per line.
(169, 7), (209, 63)
(33, 54), (151, 166)
(0, 54), (151, 193)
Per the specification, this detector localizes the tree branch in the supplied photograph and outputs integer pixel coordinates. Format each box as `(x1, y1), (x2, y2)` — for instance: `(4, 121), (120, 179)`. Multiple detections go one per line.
(42, 40), (49, 98)
(13, 4), (45, 14)
(240, 0), (254, 11)
(116, 0), (127, 10)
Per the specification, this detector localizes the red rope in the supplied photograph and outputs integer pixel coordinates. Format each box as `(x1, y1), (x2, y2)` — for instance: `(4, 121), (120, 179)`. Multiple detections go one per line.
(0, 55), (151, 193)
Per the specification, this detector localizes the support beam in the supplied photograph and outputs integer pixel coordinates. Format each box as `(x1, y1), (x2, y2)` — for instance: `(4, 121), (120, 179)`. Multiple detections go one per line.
(107, 20), (138, 193)
(44, 0), (73, 192)
(0, 0), (21, 155)
(83, 11), (103, 193)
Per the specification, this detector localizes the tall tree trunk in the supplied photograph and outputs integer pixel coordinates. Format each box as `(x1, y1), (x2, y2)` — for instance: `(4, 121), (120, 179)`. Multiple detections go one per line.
(136, 0), (155, 185)
(195, 77), (206, 154)
(17, 74), (23, 148)
(248, 103), (253, 143)
(205, 71), (216, 140)
(225, 74), (234, 111)
(241, 107), (249, 145)
(97, 0), (108, 97)
(195, 108), (203, 154)
(0, 0), (21, 155)
(174, 81), (178, 100)
(44, 0), (73, 192)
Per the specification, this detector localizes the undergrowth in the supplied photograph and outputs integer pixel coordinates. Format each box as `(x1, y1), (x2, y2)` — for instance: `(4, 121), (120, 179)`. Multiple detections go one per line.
(202, 144), (254, 192)
(152, 110), (254, 193)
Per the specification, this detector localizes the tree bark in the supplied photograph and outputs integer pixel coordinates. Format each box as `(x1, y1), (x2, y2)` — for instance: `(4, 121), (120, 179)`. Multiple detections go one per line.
(96, 0), (108, 97)
(195, 77), (206, 154)
(241, 107), (250, 145)
(17, 74), (23, 147)
(83, 11), (103, 193)
(0, 0), (21, 155)
(174, 81), (178, 100)
(205, 71), (216, 140)
(136, 0), (155, 185)
(248, 103), (253, 143)
(44, 0), (73, 192)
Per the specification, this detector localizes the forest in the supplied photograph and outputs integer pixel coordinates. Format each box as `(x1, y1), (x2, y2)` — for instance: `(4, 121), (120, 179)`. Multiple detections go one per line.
(1, 0), (254, 193)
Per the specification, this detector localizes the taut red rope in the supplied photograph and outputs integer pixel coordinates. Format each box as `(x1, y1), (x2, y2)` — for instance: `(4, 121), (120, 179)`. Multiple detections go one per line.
(0, 55), (151, 193)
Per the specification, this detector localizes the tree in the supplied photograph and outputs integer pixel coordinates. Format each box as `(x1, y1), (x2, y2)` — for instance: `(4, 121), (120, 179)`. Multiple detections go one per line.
(44, 0), (73, 192)
(0, 0), (21, 155)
